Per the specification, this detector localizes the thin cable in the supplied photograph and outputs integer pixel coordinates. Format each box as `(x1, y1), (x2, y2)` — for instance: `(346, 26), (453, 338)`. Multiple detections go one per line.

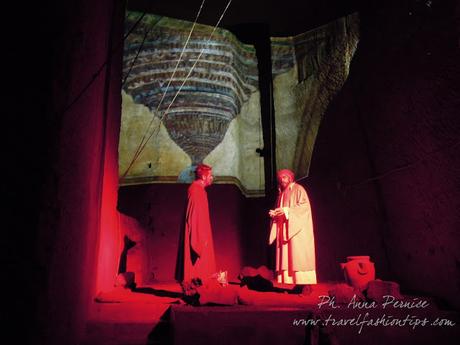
(127, 0), (233, 176)
(61, 11), (146, 116)
(155, 0), (206, 113)
(137, 0), (233, 156)
(258, 101), (264, 193)
(122, 14), (164, 88)
(122, 23), (153, 87)
(159, 0), (233, 122)
(122, 0), (233, 179)
(295, 174), (309, 183)
(123, 12), (146, 43)
(122, 0), (206, 178)
(295, 138), (460, 187)
(345, 139), (460, 188)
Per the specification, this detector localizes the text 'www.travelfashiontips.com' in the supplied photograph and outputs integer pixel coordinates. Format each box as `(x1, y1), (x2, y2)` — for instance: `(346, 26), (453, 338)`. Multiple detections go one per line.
(292, 295), (456, 334)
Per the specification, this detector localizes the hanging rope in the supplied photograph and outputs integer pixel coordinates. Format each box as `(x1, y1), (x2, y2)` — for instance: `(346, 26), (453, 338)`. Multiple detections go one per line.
(344, 138), (460, 188)
(157, 0), (233, 125)
(61, 11), (146, 117)
(122, 0), (206, 179)
(122, 0), (233, 179)
(294, 138), (460, 187)
(122, 19), (155, 87)
(155, 0), (207, 114)
(123, 12), (146, 44)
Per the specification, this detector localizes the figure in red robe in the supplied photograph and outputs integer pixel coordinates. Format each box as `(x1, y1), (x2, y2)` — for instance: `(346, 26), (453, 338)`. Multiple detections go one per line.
(269, 169), (317, 285)
(178, 164), (216, 282)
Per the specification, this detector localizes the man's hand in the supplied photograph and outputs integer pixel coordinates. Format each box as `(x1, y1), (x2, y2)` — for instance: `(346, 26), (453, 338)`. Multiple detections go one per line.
(269, 208), (285, 218)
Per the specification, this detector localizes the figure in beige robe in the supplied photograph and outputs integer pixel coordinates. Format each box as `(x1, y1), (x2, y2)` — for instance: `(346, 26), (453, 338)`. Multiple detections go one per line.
(269, 169), (317, 285)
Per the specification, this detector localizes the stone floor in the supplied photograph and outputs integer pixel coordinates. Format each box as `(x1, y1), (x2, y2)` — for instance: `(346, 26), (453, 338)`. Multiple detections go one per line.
(81, 281), (460, 345)
(82, 282), (181, 345)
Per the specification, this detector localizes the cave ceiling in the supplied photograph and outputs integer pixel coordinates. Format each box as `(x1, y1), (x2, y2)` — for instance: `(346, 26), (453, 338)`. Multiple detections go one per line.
(127, 0), (358, 37)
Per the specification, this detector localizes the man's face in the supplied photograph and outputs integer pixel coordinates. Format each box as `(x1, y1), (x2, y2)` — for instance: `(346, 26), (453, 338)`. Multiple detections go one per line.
(202, 170), (214, 187)
(278, 174), (292, 191)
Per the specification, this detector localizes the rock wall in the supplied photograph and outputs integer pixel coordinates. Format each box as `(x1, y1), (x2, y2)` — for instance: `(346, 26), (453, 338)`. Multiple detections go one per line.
(309, 0), (460, 308)
(272, 14), (360, 176)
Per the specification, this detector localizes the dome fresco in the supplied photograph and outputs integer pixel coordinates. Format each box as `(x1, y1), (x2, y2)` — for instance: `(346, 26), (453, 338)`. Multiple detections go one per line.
(122, 13), (259, 165)
(120, 12), (359, 195)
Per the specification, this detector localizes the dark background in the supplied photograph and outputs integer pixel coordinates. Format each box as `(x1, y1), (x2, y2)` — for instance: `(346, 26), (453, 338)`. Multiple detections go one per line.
(2, 0), (459, 344)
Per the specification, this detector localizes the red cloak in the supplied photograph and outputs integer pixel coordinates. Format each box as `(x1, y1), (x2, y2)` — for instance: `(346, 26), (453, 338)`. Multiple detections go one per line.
(182, 180), (216, 281)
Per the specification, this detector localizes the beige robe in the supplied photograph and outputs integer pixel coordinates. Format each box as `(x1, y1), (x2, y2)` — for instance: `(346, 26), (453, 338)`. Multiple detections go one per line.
(269, 182), (316, 284)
